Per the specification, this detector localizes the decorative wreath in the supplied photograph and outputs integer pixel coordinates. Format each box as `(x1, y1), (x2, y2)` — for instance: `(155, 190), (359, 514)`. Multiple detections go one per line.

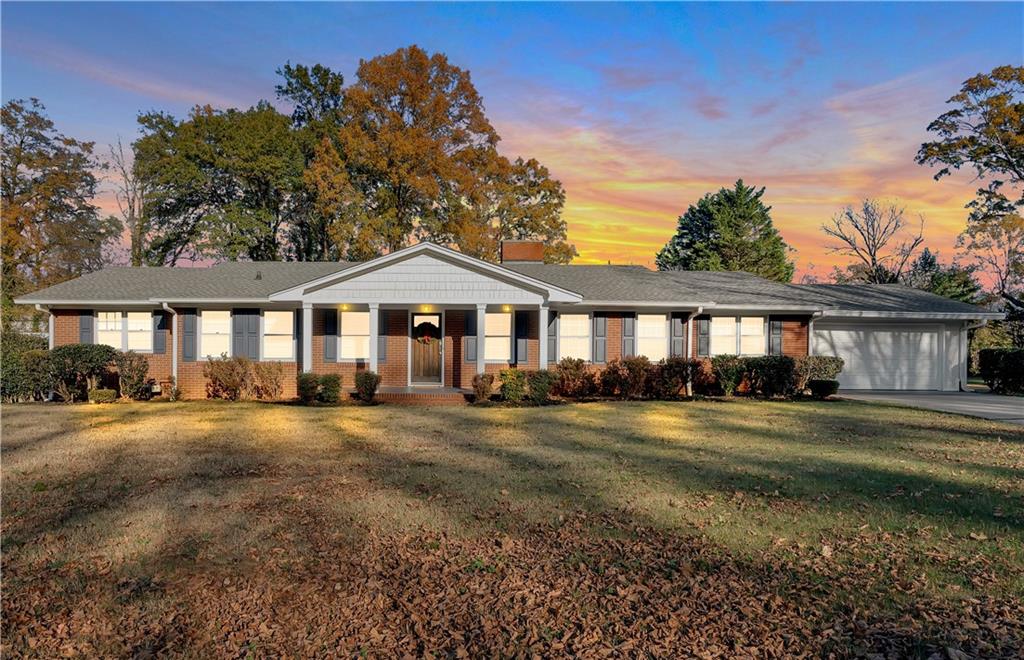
(414, 322), (439, 345)
(415, 335), (437, 346)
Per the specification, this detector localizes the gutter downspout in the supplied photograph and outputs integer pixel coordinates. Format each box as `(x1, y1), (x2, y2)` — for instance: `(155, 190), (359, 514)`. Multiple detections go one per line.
(960, 319), (988, 391)
(684, 306), (703, 397)
(807, 311), (824, 356)
(161, 303), (178, 389)
(34, 304), (53, 350)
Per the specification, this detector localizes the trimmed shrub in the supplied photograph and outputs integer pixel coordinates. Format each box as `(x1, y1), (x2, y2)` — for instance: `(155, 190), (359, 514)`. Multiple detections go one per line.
(710, 354), (744, 396)
(745, 355), (797, 397)
(354, 370), (381, 403)
(88, 388), (117, 404)
(807, 379), (840, 400)
(499, 368), (527, 403)
(49, 344), (117, 402)
(252, 362), (284, 400)
(204, 355), (255, 401)
(620, 356), (651, 399)
(978, 348), (1024, 394)
(556, 358), (595, 399)
(526, 370), (557, 405)
(599, 359), (629, 397)
(21, 350), (53, 401)
(297, 372), (319, 404)
(114, 351), (152, 400)
(318, 374), (342, 403)
(471, 373), (494, 403)
(794, 355), (845, 391)
(166, 376), (182, 402)
(649, 357), (700, 399)
(0, 331), (49, 402)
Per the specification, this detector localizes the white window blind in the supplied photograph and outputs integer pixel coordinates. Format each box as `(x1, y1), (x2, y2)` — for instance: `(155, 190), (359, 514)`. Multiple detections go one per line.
(559, 314), (590, 360)
(340, 311), (370, 360)
(484, 312), (511, 361)
(636, 314), (667, 361)
(263, 311), (294, 360)
(200, 310), (231, 359)
(740, 317), (766, 355)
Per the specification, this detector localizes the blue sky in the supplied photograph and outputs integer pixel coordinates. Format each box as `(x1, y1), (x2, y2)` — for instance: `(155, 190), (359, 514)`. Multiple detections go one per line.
(3, 2), (1021, 270)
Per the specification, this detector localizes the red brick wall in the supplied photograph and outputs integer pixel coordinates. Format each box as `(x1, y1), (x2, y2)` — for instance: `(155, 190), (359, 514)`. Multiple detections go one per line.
(53, 308), (175, 393)
(379, 310), (408, 387)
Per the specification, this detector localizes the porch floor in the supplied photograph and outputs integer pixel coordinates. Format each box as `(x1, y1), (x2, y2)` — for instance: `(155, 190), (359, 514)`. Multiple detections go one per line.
(376, 386), (470, 395)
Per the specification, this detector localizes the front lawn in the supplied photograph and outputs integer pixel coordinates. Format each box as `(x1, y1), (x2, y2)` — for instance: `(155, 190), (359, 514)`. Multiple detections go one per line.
(2, 399), (1022, 656)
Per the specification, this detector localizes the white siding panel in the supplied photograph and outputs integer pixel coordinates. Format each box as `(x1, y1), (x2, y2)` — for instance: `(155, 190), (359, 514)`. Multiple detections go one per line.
(303, 254), (544, 305)
(812, 321), (944, 391)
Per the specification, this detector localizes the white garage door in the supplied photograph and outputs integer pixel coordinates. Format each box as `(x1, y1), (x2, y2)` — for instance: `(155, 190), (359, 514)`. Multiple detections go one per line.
(811, 322), (941, 390)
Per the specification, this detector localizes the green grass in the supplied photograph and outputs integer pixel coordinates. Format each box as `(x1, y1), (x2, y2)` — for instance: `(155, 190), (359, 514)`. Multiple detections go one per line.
(2, 398), (1021, 655)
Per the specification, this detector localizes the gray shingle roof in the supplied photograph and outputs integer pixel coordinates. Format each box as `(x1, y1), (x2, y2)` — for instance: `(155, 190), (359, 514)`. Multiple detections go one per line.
(14, 258), (997, 317)
(15, 262), (356, 302)
(791, 283), (995, 315)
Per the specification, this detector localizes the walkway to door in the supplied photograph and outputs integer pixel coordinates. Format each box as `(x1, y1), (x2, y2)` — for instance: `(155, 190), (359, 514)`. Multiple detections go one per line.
(841, 391), (1024, 425)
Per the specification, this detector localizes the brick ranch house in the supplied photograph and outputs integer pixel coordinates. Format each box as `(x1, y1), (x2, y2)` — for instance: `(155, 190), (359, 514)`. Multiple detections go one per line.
(15, 241), (1001, 399)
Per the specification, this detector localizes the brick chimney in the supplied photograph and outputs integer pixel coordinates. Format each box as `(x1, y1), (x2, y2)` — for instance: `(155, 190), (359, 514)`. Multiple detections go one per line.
(500, 240), (545, 263)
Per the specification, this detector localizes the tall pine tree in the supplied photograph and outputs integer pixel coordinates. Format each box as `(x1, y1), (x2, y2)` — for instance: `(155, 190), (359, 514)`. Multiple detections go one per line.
(656, 180), (794, 282)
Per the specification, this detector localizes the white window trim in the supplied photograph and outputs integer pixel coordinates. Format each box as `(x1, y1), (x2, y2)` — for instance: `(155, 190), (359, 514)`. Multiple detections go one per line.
(198, 310), (232, 361)
(261, 310), (296, 362)
(94, 310), (154, 353)
(337, 309), (371, 363)
(702, 315), (768, 357)
(557, 311), (593, 362)
(484, 311), (513, 363)
(635, 313), (670, 361)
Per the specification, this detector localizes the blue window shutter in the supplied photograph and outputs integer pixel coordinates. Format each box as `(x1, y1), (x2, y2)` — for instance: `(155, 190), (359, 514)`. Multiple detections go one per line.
(464, 312), (477, 363)
(514, 311), (529, 365)
(670, 314), (685, 357)
(79, 310), (94, 344)
(593, 314), (607, 363)
(182, 309), (197, 362)
(621, 314), (635, 358)
(547, 312), (558, 363)
(232, 309), (259, 359)
(769, 319), (783, 355)
(153, 311), (167, 354)
(323, 309), (337, 362)
(378, 310), (388, 363)
(697, 317), (710, 357)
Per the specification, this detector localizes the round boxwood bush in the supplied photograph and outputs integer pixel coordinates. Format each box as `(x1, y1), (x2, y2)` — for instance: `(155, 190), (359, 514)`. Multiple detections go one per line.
(526, 370), (557, 405)
(318, 374), (342, 403)
(354, 371), (381, 403)
(88, 388), (117, 404)
(499, 368), (527, 403)
(297, 372), (319, 404)
(807, 379), (840, 400)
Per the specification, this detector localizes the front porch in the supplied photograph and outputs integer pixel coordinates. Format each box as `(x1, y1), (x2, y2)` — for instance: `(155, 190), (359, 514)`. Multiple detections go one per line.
(371, 386), (472, 406)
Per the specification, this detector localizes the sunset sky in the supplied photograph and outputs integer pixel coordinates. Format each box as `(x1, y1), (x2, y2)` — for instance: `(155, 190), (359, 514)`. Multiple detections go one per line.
(3, 2), (1021, 276)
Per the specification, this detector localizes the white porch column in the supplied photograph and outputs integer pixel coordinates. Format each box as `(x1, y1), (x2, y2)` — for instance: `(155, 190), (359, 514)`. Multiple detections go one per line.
(538, 305), (549, 368)
(48, 310), (54, 350)
(368, 303), (380, 373)
(302, 303), (313, 372)
(476, 303), (487, 375)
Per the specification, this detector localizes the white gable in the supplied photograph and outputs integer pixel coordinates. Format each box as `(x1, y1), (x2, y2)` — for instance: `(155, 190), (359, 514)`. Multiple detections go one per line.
(300, 253), (546, 305)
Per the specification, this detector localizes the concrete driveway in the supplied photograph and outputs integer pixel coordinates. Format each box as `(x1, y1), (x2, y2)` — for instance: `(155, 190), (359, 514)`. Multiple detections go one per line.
(840, 391), (1024, 425)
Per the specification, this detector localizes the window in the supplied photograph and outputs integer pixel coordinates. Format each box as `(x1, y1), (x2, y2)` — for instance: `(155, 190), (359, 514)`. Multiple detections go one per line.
(740, 317), (766, 355)
(484, 312), (512, 361)
(340, 311), (369, 360)
(710, 317), (737, 356)
(200, 310), (231, 359)
(637, 314), (667, 361)
(559, 313), (590, 360)
(263, 310), (294, 360)
(96, 312), (122, 349)
(126, 312), (152, 351)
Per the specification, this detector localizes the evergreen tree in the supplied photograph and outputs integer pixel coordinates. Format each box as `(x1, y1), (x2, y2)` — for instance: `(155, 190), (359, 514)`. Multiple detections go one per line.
(906, 248), (982, 303)
(656, 180), (794, 282)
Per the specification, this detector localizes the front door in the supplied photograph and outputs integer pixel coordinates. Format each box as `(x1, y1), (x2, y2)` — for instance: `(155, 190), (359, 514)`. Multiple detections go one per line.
(411, 314), (442, 384)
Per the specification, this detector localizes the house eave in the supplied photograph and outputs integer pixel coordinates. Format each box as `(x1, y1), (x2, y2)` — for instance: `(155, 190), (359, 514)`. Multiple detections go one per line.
(819, 310), (1005, 321)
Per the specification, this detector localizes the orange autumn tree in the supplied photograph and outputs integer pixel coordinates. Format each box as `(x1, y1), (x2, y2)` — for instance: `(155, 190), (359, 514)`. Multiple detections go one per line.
(306, 46), (575, 263)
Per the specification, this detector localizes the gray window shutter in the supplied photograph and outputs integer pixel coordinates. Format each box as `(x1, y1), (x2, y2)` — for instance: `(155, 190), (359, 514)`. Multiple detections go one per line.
(697, 318), (710, 357)
(182, 309), (197, 362)
(547, 312), (558, 363)
(593, 314), (607, 363)
(294, 310), (302, 364)
(621, 313), (636, 358)
(323, 309), (337, 362)
(232, 309), (259, 359)
(79, 310), (94, 344)
(464, 312), (477, 363)
(378, 310), (388, 363)
(514, 311), (529, 365)
(670, 314), (685, 357)
(769, 319), (783, 355)
(153, 311), (167, 354)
